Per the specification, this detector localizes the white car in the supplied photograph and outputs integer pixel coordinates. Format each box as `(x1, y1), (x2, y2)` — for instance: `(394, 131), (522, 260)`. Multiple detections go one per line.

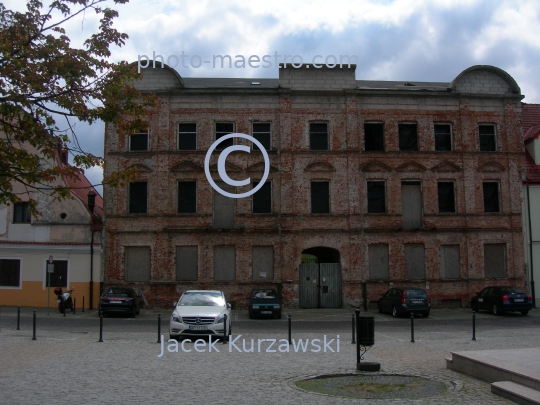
(169, 290), (231, 340)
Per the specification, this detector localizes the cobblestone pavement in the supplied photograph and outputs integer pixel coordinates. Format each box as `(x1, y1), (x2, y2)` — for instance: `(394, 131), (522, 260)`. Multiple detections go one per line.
(0, 308), (538, 404)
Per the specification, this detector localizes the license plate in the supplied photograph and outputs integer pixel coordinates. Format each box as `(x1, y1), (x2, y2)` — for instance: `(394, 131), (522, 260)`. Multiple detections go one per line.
(189, 326), (208, 330)
(110, 301), (122, 304)
(514, 299), (524, 302)
(411, 300), (423, 304)
(261, 311), (272, 314)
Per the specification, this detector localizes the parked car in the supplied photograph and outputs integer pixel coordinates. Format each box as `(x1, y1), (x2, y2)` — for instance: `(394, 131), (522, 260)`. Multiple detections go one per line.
(471, 286), (532, 316)
(378, 287), (431, 318)
(169, 290), (231, 340)
(247, 289), (282, 319)
(99, 286), (141, 317)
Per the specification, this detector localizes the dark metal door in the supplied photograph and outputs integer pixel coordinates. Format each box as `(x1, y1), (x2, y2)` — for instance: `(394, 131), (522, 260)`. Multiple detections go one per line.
(320, 263), (342, 308)
(299, 264), (319, 308)
(299, 263), (342, 308)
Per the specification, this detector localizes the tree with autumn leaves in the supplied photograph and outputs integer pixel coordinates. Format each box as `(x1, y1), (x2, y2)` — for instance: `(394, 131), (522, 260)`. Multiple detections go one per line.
(0, 0), (154, 213)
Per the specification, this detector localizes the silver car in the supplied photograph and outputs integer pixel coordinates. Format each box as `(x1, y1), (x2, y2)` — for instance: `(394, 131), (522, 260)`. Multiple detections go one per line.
(169, 290), (231, 340)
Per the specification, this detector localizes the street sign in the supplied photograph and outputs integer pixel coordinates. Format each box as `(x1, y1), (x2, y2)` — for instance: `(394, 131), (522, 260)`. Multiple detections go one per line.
(47, 263), (54, 273)
(48, 255), (54, 264)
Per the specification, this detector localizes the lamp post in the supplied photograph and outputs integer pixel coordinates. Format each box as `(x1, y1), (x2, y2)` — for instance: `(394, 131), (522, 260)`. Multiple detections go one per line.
(87, 190), (96, 310)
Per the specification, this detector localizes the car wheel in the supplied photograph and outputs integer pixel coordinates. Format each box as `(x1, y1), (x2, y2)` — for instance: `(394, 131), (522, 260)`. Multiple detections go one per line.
(471, 303), (478, 312)
(521, 310), (529, 316)
(492, 304), (502, 316)
(248, 311), (253, 319)
(423, 311), (430, 318)
(136, 307), (140, 315)
(378, 303), (383, 314)
(130, 309), (136, 318)
(392, 305), (399, 318)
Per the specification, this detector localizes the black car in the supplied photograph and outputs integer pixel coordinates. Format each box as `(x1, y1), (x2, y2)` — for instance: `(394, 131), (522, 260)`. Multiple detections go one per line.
(99, 286), (141, 317)
(378, 287), (431, 318)
(247, 289), (282, 319)
(471, 286), (532, 316)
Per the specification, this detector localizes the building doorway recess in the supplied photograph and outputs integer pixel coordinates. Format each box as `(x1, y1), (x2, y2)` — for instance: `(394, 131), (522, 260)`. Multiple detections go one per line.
(299, 247), (342, 308)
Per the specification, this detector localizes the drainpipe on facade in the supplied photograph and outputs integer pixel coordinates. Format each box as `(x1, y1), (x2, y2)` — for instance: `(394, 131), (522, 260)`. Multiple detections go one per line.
(526, 185), (536, 308)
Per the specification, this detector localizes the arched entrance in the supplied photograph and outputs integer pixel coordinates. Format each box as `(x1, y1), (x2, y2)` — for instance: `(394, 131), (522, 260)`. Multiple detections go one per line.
(299, 247), (342, 308)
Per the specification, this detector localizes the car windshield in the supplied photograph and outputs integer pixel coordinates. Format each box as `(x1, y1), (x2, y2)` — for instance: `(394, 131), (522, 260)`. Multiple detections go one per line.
(103, 288), (132, 297)
(500, 287), (526, 295)
(251, 290), (277, 299)
(406, 290), (427, 298)
(178, 292), (225, 306)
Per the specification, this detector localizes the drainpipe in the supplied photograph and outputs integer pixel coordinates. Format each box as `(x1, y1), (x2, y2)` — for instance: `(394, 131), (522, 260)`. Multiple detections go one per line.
(526, 185), (536, 308)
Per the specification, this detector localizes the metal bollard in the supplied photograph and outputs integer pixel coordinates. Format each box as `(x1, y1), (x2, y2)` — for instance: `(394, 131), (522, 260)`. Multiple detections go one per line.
(157, 313), (161, 343)
(0, 308), (1, 332)
(82, 296), (85, 313)
(98, 311), (103, 342)
(351, 313), (356, 344)
(63, 301), (66, 317)
(32, 310), (37, 340)
(472, 311), (476, 341)
(17, 307), (20, 330)
(410, 313), (415, 343)
(222, 314), (228, 343)
(355, 308), (360, 364)
(288, 314), (292, 345)
(73, 298), (76, 315)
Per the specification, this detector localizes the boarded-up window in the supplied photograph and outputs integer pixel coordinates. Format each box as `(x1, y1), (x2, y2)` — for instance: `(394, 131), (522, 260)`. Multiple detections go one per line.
(438, 182), (456, 213)
(484, 244), (506, 278)
(311, 181), (330, 213)
(367, 181), (386, 213)
(129, 182), (147, 214)
(47, 260), (68, 287)
(399, 123), (418, 151)
(368, 244), (389, 280)
(125, 246), (151, 282)
(213, 182), (235, 228)
(252, 123), (271, 151)
(176, 246), (198, 281)
(178, 123), (197, 150)
(253, 181), (271, 213)
(441, 245), (460, 279)
(483, 182), (500, 213)
(479, 125), (496, 152)
(310, 123), (328, 150)
(214, 246), (235, 281)
(178, 181), (197, 213)
(401, 182), (422, 229)
(130, 129), (148, 151)
(0, 259), (20, 287)
(364, 123), (384, 151)
(216, 122), (234, 150)
(252, 246), (274, 280)
(405, 244), (425, 279)
(434, 124), (452, 151)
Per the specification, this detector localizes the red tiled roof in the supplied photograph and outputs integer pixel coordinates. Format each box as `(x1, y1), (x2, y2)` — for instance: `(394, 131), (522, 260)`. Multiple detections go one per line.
(525, 151), (540, 185)
(524, 123), (540, 144)
(522, 103), (540, 135)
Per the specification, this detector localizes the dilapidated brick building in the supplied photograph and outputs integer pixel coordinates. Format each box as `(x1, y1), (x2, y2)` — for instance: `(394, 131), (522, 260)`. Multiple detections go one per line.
(103, 63), (526, 309)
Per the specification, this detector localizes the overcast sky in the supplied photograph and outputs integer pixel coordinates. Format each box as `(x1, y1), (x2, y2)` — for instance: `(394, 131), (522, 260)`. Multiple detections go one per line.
(7, 0), (540, 193)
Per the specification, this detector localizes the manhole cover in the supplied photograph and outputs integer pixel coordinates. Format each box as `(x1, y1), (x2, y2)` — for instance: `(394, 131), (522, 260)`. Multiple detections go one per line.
(295, 374), (448, 400)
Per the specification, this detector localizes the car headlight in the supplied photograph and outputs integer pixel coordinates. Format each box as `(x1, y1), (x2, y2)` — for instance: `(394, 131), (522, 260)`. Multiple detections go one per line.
(252, 305), (259, 309)
(216, 314), (227, 324)
(172, 314), (182, 323)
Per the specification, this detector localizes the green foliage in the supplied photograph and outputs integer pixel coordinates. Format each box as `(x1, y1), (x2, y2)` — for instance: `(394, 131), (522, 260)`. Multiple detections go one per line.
(0, 0), (156, 211)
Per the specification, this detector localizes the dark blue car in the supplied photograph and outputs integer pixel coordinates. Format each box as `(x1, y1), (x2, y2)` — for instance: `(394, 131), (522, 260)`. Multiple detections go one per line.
(471, 286), (532, 316)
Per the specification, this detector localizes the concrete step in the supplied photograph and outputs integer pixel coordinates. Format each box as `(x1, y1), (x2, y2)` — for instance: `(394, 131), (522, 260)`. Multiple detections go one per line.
(492, 381), (540, 405)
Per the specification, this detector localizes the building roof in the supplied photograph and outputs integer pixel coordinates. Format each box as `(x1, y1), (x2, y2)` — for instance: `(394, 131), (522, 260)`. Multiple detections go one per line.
(523, 103), (540, 133)
(525, 151), (540, 185)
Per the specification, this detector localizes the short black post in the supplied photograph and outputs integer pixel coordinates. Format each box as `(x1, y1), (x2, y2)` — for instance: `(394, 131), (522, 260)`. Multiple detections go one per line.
(157, 313), (161, 343)
(222, 314), (228, 343)
(410, 313), (415, 343)
(472, 311), (476, 341)
(351, 313), (356, 344)
(288, 314), (292, 345)
(98, 310), (103, 342)
(73, 298), (76, 315)
(82, 296), (85, 313)
(17, 307), (20, 330)
(63, 301), (66, 317)
(355, 308), (360, 365)
(32, 310), (36, 340)
(0, 308), (1, 332)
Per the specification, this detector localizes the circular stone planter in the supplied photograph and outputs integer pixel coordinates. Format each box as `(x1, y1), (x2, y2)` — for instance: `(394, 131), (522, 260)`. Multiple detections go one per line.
(293, 373), (452, 400)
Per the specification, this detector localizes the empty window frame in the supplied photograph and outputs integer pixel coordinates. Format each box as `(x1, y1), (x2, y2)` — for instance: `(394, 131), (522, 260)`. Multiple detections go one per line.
(252, 246), (274, 280)
(214, 246), (236, 281)
(484, 243), (506, 278)
(309, 123), (328, 150)
(252, 122), (271, 151)
(176, 246), (198, 281)
(311, 181), (330, 213)
(398, 123), (418, 151)
(178, 181), (197, 213)
(401, 182), (423, 229)
(437, 182), (456, 213)
(483, 181), (500, 213)
(129, 182), (148, 214)
(0, 259), (21, 287)
(441, 245), (460, 279)
(364, 123), (384, 151)
(178, 123), (197, 150)
(130, 129), (148, 151)
(434, 124), (452, 151)
(367, 181), (386, 213)
(252, 181), (271, 213)
(405, 244), (426, 280)
(215, 122), (234, 150)
(124, 246), (151, 282)
(368, 244), (389, 280)
(479, 124), (496, 152)
(13, 202), (31, 223)
(46, 260), (68, 287)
